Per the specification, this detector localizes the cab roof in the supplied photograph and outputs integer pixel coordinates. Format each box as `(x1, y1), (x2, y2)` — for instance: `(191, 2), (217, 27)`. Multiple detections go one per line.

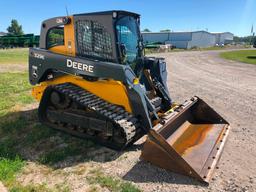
(74, 10), (140, 18)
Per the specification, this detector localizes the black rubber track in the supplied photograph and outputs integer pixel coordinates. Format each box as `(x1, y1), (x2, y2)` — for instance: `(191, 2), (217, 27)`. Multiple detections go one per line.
(38, 83), (144, 150)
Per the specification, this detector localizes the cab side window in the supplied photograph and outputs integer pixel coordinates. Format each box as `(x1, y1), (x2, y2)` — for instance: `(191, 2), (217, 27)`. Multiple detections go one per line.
(76, 20), (113, 61)
(47, 26), (64, 48)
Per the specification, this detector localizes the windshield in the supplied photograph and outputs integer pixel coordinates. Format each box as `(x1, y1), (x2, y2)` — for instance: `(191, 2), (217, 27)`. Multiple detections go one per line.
(116, 16), (140, 66)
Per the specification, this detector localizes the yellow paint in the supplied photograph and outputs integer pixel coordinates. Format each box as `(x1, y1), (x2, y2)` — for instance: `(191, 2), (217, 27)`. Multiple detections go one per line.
(133, 78), (140, 85)
(33, 16), (132, 112)
(49, 16), (76, 56)
(32, 75), (132, 113)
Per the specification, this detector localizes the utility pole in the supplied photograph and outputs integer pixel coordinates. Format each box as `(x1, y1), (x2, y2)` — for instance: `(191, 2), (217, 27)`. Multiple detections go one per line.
(250, 24), (254, 45)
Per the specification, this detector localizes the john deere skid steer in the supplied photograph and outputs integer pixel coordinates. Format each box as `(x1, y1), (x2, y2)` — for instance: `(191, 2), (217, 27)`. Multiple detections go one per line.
(29, 10), (230, 183)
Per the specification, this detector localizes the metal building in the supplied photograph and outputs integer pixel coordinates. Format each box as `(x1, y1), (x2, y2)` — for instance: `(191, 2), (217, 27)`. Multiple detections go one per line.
(142, 31), (233, 49)
(0, 32), (7, 37)
(212, 32), (234, 45)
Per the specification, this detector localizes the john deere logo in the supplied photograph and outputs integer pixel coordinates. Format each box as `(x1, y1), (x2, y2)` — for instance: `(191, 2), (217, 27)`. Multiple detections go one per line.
(66, 59), (94, 73)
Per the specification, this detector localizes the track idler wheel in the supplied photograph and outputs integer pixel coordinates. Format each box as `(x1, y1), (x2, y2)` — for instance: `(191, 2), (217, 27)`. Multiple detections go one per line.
(112, 125), (127, 148)
(50, 91), (71, 109)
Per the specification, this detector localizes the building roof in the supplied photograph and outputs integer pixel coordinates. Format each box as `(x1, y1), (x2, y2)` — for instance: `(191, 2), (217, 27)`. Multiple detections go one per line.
(211, 32), (234, 35)
(0, 32), (7, 36)
(141, 31), (233, 36)
(142, 30), (215, 35)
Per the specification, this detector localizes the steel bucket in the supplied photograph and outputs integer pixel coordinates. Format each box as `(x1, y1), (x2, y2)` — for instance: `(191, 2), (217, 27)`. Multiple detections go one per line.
(141, 97), (230, 183)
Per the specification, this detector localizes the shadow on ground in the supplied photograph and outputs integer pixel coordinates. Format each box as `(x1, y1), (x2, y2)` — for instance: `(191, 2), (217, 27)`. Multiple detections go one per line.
(247, 56), (256, 59)
(123, 161), (206, 186)
(0, 108), (207, 186)
(0, 109), (141, 169)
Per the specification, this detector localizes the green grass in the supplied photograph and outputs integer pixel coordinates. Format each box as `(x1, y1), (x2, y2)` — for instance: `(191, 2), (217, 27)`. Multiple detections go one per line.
(24, 124), (56, 145)
(0, 110), (97, 164)
(0, 48), (28, 64)
(88, 169), (141, 192)
(0, 70), (130, 191)
(0, 157), (24, 182)
(0, 117), (28, 187)
(144, 48), (186, 55)
(198, 46), (226, 51)
(9, 183), (70, 192)
(0, 116), (29, 135)
(39, 146), (81, 165)
(0, 72), (34, 116)
(0, 114), (98, 191)
(10, 184), (51, 192)
(0, 118), (44, 190)
(220, 50), (256, 64)
(0, 123), (26, 189)
(38, 138), (96, 165)
(0, 115), (72, 191)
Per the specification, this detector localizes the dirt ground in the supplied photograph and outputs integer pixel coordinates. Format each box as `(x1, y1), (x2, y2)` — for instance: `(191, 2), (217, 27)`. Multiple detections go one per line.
(155, 50), (256, 191)
(2, 49), (256, 191)
(103, 50), (256, 192)
(0, 182), (7, 192)
(107, 50), (256, 192)
(0, 63), (27, 73)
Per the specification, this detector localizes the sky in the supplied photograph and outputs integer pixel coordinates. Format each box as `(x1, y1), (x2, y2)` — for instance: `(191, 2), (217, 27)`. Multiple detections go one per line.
(0, 0), (255, 37)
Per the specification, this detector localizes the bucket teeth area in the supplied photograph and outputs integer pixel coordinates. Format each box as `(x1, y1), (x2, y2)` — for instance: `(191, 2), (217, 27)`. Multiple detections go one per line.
(141, 97), (230, 183)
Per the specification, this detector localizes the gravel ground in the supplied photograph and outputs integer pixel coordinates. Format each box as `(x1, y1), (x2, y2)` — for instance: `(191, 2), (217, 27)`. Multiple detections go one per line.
(163, 50), (256, 191)
(2, 50), (256, 191)
(0, 182), (7, 192)
(103, 50), (256, 192)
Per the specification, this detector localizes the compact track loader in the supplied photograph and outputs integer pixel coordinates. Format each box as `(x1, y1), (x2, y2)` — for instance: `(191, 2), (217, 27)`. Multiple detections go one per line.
(29, 10), (230, 183)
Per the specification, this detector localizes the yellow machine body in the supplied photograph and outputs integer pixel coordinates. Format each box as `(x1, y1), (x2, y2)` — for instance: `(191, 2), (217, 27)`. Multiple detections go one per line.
(33, 16), (133, 113)
(32, 75), (132, 113)
(49, 16), (76, 56)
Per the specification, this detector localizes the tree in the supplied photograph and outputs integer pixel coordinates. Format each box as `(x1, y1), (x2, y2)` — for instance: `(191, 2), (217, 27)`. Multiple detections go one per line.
(253, 36), (256, 47)
(142, 28), (151, 32)
(160, 29), (171, 32)
(7, 19), (24, 35)
(234, 35), (256, 44)
(233, 36), (240, 43)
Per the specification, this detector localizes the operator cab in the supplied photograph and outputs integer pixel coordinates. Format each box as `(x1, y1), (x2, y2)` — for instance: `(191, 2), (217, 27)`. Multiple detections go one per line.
(39, 10), (143, 66)
(38, 10), (169, 96)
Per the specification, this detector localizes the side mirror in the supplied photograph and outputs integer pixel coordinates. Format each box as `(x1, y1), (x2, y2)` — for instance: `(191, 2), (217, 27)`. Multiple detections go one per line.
(120, 43), (127, 59)
(139, 35), (145, 56)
